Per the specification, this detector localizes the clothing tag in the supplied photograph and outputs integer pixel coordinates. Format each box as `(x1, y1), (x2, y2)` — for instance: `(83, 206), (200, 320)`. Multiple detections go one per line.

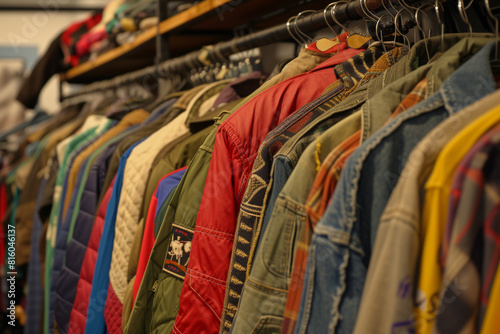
(163, 224), (194, 279)
(347, 34), (372, 49)
(315, 38), (341, 52)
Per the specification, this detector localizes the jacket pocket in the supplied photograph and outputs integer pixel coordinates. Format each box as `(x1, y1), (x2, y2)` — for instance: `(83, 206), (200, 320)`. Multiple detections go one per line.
(251, 315), (283, 334)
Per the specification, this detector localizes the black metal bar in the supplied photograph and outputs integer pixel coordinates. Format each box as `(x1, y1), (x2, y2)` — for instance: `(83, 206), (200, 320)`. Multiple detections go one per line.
(155, 0), (170, 68)
(62, 0), (388, 100)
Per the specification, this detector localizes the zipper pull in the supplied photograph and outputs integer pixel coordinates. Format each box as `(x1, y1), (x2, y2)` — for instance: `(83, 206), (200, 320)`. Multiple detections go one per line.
(152, 280), (158, 292)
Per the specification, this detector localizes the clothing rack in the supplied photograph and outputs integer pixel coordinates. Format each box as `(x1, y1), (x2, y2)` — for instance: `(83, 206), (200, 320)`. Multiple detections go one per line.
(62, 0), (410, 102)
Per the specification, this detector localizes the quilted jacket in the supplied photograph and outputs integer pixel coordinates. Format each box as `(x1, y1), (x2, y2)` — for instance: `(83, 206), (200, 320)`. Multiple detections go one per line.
(85, 141), (143, 334)
(45, 132), (101, 334)
(68, 177), (115, 334)
(105, 81), (231, 331)
(48, 110), (147, 334)
(173, 44), (362, 333)
(55, 135), (125, 333)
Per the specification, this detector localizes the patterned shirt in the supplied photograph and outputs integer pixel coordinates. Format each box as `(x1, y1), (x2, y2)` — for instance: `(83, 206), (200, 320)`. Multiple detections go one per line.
(281, 78), (428, 334)
(434, 122), (500, 333)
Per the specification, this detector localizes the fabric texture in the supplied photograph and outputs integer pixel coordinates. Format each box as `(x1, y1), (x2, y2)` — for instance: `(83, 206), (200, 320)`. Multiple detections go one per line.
(339, 38), (496, 334)
(282, 77), (428, 334)
(233, 46), (409, 334)
(132, 167), (187, 305)
(68, 177), (115, 334)
(173, 39), (368, 334)
(49, 111), (146, 334)
(55, 130), (131, 333)
(85, 140), (143, 334)
(106, 81), (230, 331)
(125, 39), (338, 334)
(16, 106), (81, 267)
(418, 105), (500, 333)
(223, 46), (384, 333)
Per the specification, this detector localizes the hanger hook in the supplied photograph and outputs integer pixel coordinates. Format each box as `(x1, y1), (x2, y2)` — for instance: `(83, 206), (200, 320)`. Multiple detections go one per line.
(287, 16), (304, 45)
(324, 3), (339, 39)
(485, 0), (499, 61)
(292, 15), (308, 45)
(414, 2), (434, 62)
(397, 0), (418, 12)
(381, 0), (396, 19)
(294, 10), (316, 46)
(458, 0), (473, 37)
(360, 0), (382, 23)
(434, 0), (445, 52)
(331, 1), (350, 36)
(375, 14), (388, 53)
(394, 8), (411, 48)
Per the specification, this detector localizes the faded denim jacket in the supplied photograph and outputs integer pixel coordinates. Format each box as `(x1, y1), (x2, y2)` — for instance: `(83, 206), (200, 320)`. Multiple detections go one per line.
(296, 39), (496, 334)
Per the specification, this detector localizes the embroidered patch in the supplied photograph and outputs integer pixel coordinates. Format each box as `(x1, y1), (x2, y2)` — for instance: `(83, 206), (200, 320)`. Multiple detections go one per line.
(163, 224), (194, 279)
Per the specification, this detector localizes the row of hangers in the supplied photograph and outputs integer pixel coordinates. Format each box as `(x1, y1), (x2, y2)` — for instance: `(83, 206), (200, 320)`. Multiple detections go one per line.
(286, 0), (499, 65)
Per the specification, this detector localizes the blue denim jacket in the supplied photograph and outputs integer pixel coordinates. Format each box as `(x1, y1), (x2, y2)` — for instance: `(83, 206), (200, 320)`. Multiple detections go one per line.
(295, 42), (497, 334)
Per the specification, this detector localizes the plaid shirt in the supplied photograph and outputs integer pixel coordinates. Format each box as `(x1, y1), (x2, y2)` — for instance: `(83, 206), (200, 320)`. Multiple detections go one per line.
(281, 78), (428, 334)
(434, 122), (500, 333)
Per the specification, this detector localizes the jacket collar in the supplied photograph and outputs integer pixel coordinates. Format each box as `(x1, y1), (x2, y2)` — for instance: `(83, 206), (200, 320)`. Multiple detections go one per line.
(439, 41), (496, 113)
(184, 79), (233, 127)
(361, 36), (495, 141)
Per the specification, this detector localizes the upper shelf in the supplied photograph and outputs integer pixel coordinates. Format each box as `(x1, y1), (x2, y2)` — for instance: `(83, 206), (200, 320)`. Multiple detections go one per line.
(61, 0), (331, 84)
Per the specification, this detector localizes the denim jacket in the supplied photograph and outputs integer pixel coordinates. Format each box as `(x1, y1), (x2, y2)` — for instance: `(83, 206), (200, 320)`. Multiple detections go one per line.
(296, 39), (496, 334)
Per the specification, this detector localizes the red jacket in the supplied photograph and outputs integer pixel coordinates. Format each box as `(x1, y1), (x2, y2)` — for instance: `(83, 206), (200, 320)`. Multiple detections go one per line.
(68, 177), (115, 334)
(173, 42), (362, 333)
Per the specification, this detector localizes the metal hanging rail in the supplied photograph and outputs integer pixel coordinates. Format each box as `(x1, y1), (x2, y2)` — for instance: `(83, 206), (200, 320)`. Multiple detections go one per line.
(61, 0), (390, 101)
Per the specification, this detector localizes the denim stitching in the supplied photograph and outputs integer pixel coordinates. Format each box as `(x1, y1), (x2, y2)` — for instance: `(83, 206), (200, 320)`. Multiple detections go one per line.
(312, 94), (445, 332)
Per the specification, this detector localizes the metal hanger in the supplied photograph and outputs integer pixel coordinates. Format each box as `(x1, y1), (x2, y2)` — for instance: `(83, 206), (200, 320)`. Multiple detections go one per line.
(294, 11), (316, 47)
(485, 0), (500, 71)
(324, 3), (340, 39)
(394, 7), (412, 48)
(414, 2), (434, 64)
(381, 0), (396, 20)
(375, 14), (390, 52)
(361, 0), (404, 51)
(331, 1), (350, 36)
(287, 16), (305, 46)
(435, 0), (445, 53)
(458, 0), (474, 36)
